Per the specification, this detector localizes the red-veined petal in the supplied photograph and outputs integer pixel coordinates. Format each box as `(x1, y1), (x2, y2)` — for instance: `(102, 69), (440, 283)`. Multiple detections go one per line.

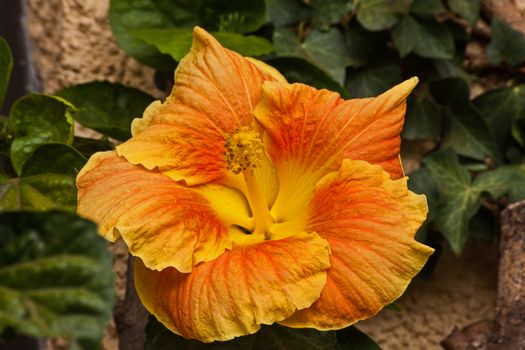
(255, 79), (417, 221)
(117, 27), (286, 186)
(280, 159), (433, 329)
(76, 151), (249, 272)
(134, 232), (330, 342)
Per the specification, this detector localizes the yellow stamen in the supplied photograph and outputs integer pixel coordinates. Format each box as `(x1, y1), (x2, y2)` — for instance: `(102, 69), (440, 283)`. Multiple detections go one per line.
(225, 127), (274, 239)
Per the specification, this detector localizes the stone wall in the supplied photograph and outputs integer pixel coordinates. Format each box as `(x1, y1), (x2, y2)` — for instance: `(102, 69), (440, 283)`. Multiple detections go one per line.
(25, 1), (499, 348)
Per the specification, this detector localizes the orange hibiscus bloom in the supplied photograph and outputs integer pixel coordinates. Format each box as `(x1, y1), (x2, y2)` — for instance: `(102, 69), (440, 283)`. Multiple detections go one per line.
(77, 27), (433, 342)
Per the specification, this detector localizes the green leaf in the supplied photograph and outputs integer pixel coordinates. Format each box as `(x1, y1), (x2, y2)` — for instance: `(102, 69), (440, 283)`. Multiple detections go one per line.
(266, 0), (311, 27)
(344, 24), (390, 67)
(0, 172), (77, 212)
(448, 0), (480, 26)
(337, 327), (381, 350)
(486, 19), (525, 66)
(129, 28), (274, 61)
(355, 0), (411, 31)
(265, 57), (350, 98)
(409, 0), (445, 17)
(473, 165), (525, 199)
(0, 211), (114, 349)
(391, 16), (454, 59)
(9, 95), (74, 175)
(346, 63), (401, 98)
(72, 137), (114, 159)
(408, 166), (439, 220)
(429, 78), (501, 162)
(423, 149), (481, 253)
(0, 37), (13, 109)
(273, 28), (348, 85)
(109, 0), (266, 68)
(442, 104), (501, 162)
(310, 0), (353, 30)
(433, 57), (472, 80)
(57, 81), (154, 141)
(402, 97), (443, 140)
(473, 84), (525, 151)
(21, 143), (86, 178)
(0, 174), (53, 211)
(145, 317), (379, 350)
(428, 77), (470, 106)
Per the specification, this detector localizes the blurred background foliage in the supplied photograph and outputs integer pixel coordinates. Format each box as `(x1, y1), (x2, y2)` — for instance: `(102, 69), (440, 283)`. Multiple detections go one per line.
(1, 0), (525, 349)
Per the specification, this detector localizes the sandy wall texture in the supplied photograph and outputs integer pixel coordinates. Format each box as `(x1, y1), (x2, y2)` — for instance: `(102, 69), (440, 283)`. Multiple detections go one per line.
(25, 0), (499, 349)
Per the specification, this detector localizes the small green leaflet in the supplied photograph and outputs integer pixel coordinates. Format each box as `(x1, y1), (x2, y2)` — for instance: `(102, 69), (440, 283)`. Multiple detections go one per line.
(423, 150), (525, 253)
(423, 149), (481, 254)
(486, 19), (525, 66)
(273, 28), (349, 85)
(355, 0), (411, 31)
(9, 94), (74, 175)
(473, 84), (525, 152)
(346, 63), (401, 98)
(402, 97), (443, 140)
(447, 0), (480, 26)
(57, 81), (154, 141)
(391, 16), (454, 59)
(265, 57), (350, 98)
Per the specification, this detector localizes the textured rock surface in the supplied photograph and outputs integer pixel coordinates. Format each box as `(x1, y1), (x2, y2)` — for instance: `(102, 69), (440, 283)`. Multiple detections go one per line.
(26, 1), (498, 349)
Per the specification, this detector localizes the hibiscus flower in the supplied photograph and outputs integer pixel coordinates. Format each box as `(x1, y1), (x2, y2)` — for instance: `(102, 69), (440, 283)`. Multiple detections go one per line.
(77, 27), (434, 343)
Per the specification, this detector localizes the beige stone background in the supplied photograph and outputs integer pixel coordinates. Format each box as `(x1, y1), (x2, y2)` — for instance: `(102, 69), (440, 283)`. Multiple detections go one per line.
(25, 0), (522, 349)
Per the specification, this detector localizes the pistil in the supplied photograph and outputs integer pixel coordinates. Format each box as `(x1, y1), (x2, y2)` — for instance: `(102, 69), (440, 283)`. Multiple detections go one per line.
(225, 127), (274, 239)
(243, 171), (274, 239)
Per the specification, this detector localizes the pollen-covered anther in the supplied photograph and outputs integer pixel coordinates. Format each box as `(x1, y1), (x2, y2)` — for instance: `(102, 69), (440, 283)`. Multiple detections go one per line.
(224, 127), (264, 175)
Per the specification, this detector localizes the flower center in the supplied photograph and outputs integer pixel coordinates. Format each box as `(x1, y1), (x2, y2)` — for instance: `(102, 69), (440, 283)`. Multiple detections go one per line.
(225, 127), (274, 239)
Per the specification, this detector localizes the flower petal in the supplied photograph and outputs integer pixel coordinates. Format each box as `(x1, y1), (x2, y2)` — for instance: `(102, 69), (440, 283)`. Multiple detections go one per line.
(280, 159), (434, 329)
(134, 232), (331, 342)
(76, 151), (250, 272)
(117, 27), (285, 186)
(255, 79), (417, 222)
(255, 78), (417, 178)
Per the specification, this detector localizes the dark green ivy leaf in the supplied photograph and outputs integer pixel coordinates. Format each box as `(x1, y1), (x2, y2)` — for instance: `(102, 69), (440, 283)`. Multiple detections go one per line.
(391, 16), (454, 59)
(21, 143), (86, 178)
(346, 63), (401, 98)
(423, 149), (481, 254)
(72, 137), (114, 159)
(355, 0), (411, 31)
(0, 211), (114, 350)
(0, 37), (13, 109)
(402, 97), (443, 140)
(512, 118), (525, 148)
(486, 19), (525, 66)
(266, 0), (311, 27)
(409, 0), (445, 17)
(473, 165), (525, 199)
(9, 95), (74, 175)
(57, 81), (154, 141)
(129, 28), (274, 61)
(429, 78), (501, 162)
(265, 57), (350, 98)
(473, 84), (525, 152)
(273, 28), (348, 85)
(447, 0), (480, 26)
(344, 24), (390, 67)
(309, 0), (353, 30)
